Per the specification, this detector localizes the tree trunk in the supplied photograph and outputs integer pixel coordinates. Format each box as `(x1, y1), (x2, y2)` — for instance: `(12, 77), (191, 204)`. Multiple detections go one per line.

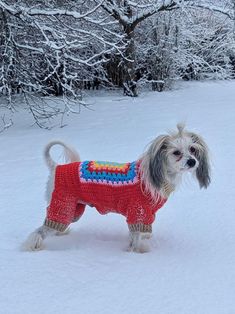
(122, 25), (137, 97)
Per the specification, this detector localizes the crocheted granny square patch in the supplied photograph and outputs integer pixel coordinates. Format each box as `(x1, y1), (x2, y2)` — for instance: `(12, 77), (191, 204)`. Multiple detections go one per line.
(79, 161), (138, 185)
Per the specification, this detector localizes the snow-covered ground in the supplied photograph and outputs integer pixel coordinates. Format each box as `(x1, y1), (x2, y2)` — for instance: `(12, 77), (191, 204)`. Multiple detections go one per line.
(1, 81), (235, 314)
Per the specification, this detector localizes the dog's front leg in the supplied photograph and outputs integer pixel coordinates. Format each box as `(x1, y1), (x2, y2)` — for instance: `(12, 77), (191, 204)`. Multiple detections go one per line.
(23, 225), (57, 251)
(128, 232), (152, 253)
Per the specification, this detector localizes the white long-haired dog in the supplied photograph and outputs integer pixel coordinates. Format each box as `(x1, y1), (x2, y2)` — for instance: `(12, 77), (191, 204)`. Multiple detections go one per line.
(24, 124), (210, 253)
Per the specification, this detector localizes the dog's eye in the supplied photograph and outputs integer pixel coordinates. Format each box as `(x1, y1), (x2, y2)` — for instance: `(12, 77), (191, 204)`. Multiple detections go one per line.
(173, 150), (181, 156)
(190, 147), (196, 154)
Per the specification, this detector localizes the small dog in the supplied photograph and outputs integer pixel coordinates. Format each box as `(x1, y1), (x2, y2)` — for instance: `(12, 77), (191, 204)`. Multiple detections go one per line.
(24, 124), (210, 253)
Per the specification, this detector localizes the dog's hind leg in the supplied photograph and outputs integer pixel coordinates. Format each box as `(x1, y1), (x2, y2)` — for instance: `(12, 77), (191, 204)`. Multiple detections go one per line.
(55, 204), (86, 237)
(23, 197), (82, 251)
(72, 203), (86, 222)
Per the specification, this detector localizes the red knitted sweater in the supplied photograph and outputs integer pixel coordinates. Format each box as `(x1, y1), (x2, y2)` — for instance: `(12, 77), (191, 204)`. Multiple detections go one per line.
(45, 161), (167, 231)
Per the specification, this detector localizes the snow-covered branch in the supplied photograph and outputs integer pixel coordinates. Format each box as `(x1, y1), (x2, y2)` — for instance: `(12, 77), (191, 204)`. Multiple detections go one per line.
(0, 0), (105, 20)
(187, 4), (233, 19)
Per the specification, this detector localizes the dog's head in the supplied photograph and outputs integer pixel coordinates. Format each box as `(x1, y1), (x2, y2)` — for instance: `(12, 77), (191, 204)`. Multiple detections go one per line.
(140, 124), (211, 198)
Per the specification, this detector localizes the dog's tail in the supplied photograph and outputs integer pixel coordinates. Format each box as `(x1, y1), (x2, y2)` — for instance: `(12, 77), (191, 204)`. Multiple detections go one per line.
(44, 140), (80, 171)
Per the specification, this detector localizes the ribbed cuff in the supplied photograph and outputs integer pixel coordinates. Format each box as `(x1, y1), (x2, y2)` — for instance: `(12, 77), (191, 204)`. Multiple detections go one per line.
(128, 223), (152, 233)
(44, 218), (68, 232)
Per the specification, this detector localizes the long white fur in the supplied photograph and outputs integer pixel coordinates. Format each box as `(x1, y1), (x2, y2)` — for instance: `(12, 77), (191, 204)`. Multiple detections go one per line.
(23, 125), (210, 253)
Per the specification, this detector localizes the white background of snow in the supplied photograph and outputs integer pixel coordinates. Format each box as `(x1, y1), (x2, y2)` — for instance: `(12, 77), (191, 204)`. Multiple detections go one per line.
(0, 81), (235, 314)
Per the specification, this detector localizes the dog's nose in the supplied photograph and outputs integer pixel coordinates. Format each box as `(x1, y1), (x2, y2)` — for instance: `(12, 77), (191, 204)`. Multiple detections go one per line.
(187, 159), (196, 168)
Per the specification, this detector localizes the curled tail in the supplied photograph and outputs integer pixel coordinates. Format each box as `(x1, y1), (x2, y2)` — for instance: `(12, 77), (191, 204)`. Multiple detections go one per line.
(44, 140), (80, 170)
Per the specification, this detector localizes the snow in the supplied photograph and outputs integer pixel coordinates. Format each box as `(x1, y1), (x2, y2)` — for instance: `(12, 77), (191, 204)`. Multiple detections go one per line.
(1, 81), (235, 314)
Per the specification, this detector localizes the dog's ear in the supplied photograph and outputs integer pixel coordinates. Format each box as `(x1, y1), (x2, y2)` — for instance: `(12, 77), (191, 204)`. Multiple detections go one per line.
(191, 133), (211, 189)
(149, 135), (169, 190)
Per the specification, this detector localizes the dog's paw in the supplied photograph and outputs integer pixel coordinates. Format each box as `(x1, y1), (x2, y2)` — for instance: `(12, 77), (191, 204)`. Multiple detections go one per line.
(136, 241), (151, 253)
(22, 232), (44, 251)
(127, 241), (150, 253)
(127, 232), (151, 253)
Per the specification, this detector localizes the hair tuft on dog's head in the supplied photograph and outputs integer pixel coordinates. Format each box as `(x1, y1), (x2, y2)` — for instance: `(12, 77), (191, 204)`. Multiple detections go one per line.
(176, 123), (186, 136)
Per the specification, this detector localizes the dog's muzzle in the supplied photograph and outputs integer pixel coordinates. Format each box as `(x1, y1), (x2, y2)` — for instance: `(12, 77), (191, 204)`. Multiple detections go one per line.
(186, 158), (196, 168)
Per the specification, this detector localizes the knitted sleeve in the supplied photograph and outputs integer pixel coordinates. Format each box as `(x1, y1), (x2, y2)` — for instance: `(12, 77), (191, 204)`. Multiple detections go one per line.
(126, 200), (155, 225)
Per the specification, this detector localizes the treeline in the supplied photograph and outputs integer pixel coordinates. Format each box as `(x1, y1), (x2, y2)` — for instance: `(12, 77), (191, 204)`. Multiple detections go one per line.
(0, 0), (234, 128)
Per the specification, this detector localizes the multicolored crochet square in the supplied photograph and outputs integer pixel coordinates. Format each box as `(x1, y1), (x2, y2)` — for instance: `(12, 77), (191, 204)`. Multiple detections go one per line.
(79, 161), (138, 185)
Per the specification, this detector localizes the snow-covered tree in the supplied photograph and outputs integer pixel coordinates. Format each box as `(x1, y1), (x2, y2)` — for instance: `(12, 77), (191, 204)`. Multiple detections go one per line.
(135, 10), (179, 91)
(99, 0), (181, 96)
(97, 0), (235, 95)
(178, 9), (234, 80)
(0, 0), (124, 128)
(135, 3), (234, 90)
